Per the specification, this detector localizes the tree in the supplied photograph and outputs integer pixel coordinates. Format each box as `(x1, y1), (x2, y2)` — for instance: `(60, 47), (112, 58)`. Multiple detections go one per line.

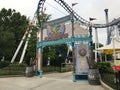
(43, 46), (57, 66)
(0, 8), (29, 61)
(24, 26), (38, 65)
(93, 43), (103, 50)
(42, 44), (68, 67)
(24, 8), (51, 66)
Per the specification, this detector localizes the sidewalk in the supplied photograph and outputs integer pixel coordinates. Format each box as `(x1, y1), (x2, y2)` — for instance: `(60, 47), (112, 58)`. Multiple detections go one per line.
(0, 72), (105, 90)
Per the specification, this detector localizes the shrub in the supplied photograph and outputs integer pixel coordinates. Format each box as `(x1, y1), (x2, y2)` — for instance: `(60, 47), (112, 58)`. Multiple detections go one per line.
(97, 62), (114, 73)
(0, 61), (9, 68)
(9, 63), (27, 67)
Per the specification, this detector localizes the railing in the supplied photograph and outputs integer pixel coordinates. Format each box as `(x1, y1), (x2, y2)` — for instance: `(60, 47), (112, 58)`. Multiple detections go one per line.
(43, 65), (72, 73)
(0, 66), (26, 76)
(99, 69), (117, 90)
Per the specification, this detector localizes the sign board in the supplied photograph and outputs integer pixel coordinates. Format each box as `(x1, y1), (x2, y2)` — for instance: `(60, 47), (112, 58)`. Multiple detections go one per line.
(75, 42), (89, 74)
(43, 15), (70, 41)
(45, 24), (68, 41)
(114, 58), (120, 71)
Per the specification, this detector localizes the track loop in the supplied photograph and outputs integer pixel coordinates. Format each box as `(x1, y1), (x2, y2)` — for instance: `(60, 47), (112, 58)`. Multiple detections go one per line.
(36, 0), (120, 28)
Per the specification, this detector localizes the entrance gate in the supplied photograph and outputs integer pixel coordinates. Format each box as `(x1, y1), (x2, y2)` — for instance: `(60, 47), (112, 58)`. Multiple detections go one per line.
(36, 1), (93, 81)
(37, 15), (92, 81)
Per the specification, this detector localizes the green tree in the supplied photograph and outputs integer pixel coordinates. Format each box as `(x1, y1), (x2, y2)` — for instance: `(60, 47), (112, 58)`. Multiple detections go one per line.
(43, 46), (56, 66)
(0, 8), (29, 60)
(43, 44), (68, 67)
(93, 43), (103, 50)
(24, 26), (38, 66)
(24, 8), (51, 66)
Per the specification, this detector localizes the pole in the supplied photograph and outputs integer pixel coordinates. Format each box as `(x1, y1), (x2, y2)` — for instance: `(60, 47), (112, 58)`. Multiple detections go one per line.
(71, 5), (75, 73)
(104, 9), (110, 45)
(89, 25), (94, 68)
(11, 29), (30, 63)
(95, 28), (98, 62)
(37, 25), (43, 78)
(19, 31), (31, 64)
(113, 37), (116, 63)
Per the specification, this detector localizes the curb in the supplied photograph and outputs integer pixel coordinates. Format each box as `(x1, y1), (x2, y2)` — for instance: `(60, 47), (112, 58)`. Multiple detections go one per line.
(100, 79), (114, 90)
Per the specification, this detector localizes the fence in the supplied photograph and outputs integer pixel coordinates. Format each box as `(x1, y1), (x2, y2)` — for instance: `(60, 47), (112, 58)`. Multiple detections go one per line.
(0, 65), (73, 77)
(99, 69), (117, 90)
(0, 66), (26, 76)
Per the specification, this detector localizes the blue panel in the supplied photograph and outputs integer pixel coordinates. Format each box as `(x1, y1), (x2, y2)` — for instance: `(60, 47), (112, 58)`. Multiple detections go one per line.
(37, 70), (43, 78)
(73, 74), (88, 82)
(37, 37), (92, 48)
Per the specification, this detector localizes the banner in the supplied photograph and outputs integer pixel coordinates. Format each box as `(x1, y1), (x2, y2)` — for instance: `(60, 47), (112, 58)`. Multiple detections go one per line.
(45, 24), (68, 41)
(43, 15), (70, 41)
(75, 42), (89, 74)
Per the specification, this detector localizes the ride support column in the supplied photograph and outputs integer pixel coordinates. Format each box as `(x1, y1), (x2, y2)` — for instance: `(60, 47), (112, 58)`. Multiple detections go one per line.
(37, 24), (43, 78)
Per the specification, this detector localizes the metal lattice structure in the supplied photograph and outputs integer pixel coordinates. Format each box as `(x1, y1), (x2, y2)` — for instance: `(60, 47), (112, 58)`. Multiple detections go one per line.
(36, 0), (120, 28)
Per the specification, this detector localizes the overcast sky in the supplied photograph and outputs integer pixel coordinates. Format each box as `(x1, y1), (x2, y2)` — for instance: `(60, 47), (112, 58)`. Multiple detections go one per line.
(0, 0), (120, 45)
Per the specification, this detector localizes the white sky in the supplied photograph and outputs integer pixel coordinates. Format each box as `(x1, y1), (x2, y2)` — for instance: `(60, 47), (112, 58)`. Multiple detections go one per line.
(1, 0), (120, 45)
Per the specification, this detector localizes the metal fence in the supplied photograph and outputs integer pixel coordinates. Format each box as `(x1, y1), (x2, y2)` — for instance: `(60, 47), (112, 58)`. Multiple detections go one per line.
(0, 66), (26, 76)
(99, 69), (120, 90)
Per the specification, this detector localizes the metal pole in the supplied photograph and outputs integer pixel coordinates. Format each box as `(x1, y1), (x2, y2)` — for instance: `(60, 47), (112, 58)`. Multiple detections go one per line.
(95, 28), (98, 62)
(89, 26), (94, 68)
(113, 37), (116, 63)
(37, 24), (43, 71)
(11, 29), (30, 63)
(71, 7), (75, 73)
(37, 25), (43, 78)
(104, 9), (110, 45)
(118, 71), (120, 90)
(19, 32), (31, 64)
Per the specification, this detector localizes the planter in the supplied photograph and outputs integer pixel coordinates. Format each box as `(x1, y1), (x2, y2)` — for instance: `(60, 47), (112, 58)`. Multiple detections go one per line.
(88, 69), (100, 85)
(25, 66), (33, 77)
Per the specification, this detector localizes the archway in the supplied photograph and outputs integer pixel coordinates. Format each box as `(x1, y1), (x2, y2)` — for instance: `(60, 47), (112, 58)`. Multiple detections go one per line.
(36, 2), (92, 81)
(35, 0), (120, 82)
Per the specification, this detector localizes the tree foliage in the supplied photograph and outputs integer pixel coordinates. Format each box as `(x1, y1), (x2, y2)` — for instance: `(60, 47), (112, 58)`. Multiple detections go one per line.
(0, 8), (29, 60)
(43, 44), (68, 67)
(24, 26), (38, 65)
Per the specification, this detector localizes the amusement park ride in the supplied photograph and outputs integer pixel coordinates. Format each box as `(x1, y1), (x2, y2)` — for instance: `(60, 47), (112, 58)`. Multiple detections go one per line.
(11, 0), (120, 83)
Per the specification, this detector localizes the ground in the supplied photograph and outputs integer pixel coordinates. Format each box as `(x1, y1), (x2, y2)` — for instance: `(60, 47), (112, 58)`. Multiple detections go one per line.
(0, 72), (105, 90)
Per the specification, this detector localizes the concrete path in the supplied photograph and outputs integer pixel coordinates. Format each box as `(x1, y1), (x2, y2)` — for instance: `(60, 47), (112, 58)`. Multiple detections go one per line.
(0, 72), (105, 90)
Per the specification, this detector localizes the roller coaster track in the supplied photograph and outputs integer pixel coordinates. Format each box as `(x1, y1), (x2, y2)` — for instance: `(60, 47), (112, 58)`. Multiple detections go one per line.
(36, 0), (120, 28)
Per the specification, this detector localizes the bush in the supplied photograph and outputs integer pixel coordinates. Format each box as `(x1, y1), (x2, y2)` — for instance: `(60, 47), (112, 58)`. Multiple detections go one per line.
(97, 62), (114, 73)
(0, 61), (9, 68)
(8, 63), (27, 67)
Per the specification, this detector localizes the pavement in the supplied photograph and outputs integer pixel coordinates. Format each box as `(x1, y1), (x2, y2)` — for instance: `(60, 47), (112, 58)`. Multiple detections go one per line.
(0, 72), (105, 90)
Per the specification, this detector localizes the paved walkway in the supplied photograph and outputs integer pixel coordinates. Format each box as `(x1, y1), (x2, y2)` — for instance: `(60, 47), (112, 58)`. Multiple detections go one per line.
(0, 72), (105, 90)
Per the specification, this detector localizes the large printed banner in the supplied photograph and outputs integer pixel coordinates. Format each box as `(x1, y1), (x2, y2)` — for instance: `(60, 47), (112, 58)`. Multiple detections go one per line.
(75, 42), (89, 74)
(45, 24), (68, 41)
(41, 15), (89, 41)
(43, 15), (70, 41)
